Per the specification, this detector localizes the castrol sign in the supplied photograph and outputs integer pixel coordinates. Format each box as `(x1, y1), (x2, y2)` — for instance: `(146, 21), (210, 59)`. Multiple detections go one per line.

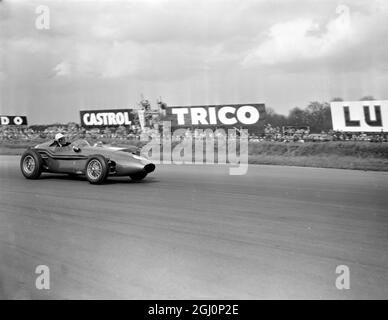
(80, 109), (134, 127)
(164, 104), (266, 129)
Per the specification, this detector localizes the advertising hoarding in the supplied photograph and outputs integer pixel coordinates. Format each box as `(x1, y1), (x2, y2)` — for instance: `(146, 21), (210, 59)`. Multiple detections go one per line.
(330, 101), (388, 132)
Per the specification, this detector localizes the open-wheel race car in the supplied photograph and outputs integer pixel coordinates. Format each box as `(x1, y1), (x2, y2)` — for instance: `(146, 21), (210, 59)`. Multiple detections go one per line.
(20, 139), (155, 184)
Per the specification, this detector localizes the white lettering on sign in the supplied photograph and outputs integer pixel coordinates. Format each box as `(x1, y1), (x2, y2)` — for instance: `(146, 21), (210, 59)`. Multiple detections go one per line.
(191, 108), (209, 125)
(82, 112), (132, 126)
(0, 116), (10, 125)
(169, 105), (261, 126)
(0, 116), (27, 125)
(237, 106), (260, 124)
(13, 116), (23, 125)
(208, 107), (217, 125)
(171, 108), (189, 125)
(219, 107), (237, 125)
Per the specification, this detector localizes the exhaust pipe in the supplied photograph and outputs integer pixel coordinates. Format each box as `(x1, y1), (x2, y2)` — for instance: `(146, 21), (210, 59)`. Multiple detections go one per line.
(144, 163), (155, 173)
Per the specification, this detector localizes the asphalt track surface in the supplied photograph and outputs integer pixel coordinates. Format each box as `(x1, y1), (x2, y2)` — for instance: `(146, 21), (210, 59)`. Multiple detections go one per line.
(0, 155), (387, 299)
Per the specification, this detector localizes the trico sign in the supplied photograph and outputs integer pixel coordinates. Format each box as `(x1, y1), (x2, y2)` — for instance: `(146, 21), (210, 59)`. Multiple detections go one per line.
(164, 104), (266, 129)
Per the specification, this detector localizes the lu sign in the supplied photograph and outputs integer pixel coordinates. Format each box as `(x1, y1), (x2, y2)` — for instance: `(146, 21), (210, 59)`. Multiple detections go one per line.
(330, 101), (388, 132)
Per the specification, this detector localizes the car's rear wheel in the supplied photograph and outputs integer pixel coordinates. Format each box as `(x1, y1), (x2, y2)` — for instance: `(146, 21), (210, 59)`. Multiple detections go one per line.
(129, 171), (147, 181)
(20, 150), (43, 179)
(85, 155), (108, 184)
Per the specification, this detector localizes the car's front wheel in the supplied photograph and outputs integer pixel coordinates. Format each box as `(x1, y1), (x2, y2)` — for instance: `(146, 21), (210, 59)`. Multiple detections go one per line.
(85, 155), (109, 184)
(20, 149), (43, 179)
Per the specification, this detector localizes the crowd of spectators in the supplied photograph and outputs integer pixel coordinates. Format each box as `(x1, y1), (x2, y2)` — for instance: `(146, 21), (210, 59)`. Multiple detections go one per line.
(0, 122), (387, 144)
(0, 123), (143, 143)
(260, 124), (387, 143)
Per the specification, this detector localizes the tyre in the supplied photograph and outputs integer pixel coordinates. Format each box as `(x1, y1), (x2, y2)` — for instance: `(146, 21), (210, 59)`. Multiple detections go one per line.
(85, 155), (109, 184)
(20, 149), (43, 179)
(129, 171), (147, 181)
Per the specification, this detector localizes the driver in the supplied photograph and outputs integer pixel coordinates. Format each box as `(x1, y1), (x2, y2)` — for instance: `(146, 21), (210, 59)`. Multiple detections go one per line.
(51, 133), (71, 147)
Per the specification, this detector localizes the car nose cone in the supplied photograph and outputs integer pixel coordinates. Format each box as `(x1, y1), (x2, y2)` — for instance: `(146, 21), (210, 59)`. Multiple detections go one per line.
(144, 163), (155, 173)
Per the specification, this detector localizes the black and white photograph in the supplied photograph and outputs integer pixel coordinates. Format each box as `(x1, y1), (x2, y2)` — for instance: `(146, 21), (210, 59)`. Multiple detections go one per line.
(0, 0), (388, 303)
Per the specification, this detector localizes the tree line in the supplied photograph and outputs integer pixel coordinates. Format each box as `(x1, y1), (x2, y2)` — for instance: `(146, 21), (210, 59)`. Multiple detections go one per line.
(265, 96), (376, 133)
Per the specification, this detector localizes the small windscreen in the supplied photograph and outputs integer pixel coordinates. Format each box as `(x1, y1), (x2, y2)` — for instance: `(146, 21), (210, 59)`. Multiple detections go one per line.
(72, 139), (90, 148)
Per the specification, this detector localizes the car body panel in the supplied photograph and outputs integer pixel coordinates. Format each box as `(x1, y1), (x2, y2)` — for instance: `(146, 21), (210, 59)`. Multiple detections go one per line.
(32, 139), (155, 176)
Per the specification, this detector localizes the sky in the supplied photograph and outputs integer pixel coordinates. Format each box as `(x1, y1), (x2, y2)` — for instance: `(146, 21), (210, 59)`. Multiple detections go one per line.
(1, 0), (388, 124)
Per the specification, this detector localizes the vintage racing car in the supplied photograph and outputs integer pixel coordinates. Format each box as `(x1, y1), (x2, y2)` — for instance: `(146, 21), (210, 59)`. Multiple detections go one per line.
(20, 139), (155, 184)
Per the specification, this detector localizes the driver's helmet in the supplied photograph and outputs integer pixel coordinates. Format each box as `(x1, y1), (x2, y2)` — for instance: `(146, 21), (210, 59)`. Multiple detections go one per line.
(55, 133), (66, 146)
(55, 133), (65, 141)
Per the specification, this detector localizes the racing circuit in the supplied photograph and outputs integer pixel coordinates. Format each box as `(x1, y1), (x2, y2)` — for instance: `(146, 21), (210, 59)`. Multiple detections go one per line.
(0, 155), (387, 299)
